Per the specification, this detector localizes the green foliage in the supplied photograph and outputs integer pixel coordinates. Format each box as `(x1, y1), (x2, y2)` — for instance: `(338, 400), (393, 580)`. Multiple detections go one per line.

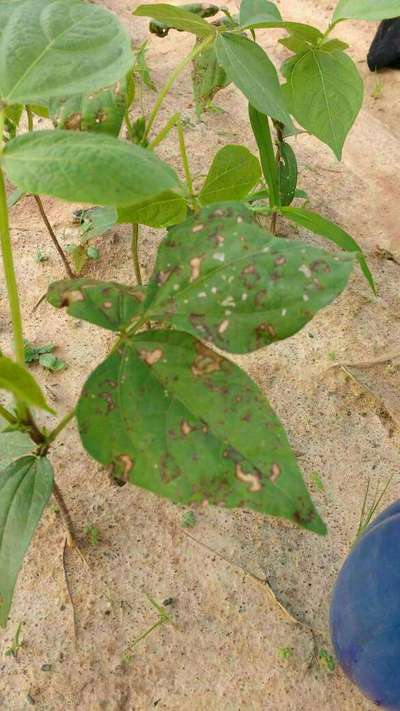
(199, 145), (261, 205)
(0, 0), (133, 105)
(281, 207), (375, 291)
(49, 78), (129, 137)
(4, 621), (23, 657)
(76, 329), (325, 534)
(0, 355), (53, 413)
(191, 43), (230, 116)
(0, 420), (33, 470)
(141, 204), (353, 354)
(134, 4), (216, 37)
(117, 192), (187, 228)
(181, 511), (197, 528)
(24, 340), (65, 373)
(0, 457), (53, 627)
(318, 648), (336, 672)
(0, 0), (379, 627)
(48, 279), (145, 332)
(282, 48), (363, 159)
(215, 34), (291, 125)
(333, 0), (400, 22)
(3, 130), (181, 206)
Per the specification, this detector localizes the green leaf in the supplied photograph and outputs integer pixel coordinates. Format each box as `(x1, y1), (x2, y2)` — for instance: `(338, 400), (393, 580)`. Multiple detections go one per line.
(282, 48), (363, 159)
(0, 419), (33, 470)
(76, 329), (325, 534)
(249, 104), (279, 207)
(278, 142), (297, 206)
(78, 207), (118, 240)
(199, 145), (261, 205)
(133, 4), (216, 37)
(239, 0), (282, 26)
(3, 130), (181, 206)
(47, 279), (145, 332)
(49, 78), (128, 137)
(117, 191), (188, 228)
(38, 353), (65, 371)
(281, 206), (375, 293)
(7, 188), (25, 209)
(0, 456), (53, 627)
(215, 33), (292, 125)
(142, 203), (353, 354)
(333, 0), (400, 22)
(0, 0), (133, 105)
(191, 43), (230, 117)
(0, 356), (54, 413)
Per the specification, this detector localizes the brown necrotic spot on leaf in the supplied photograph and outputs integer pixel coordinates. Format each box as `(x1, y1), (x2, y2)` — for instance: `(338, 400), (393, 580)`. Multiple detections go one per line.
(156, 269), (174, 286)
(191, 342), (223, 376)
(298, 264), (312, 279)
(235, 463), (262, 492)
(218, 319), (229, 335)
(310, 259), (330, 273)
(270, 463), (281, 483)
(64, 113), (82, 130)
(254, 289), (268, 307)
(116, 454), (134, 481)
(192, 223), (204, 233)
(181, 420), (192, 436)
(256, 322), (276, 341)
(189, 256), (203, 282)
(60, 289), (85, 307)
(275, 255), (286, 266)
(139, 348), (163, 365)
(103, 301), (113, 309)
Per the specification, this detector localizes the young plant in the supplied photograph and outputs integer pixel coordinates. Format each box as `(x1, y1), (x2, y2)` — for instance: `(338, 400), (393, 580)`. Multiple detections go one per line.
(0, 0), (394, 628)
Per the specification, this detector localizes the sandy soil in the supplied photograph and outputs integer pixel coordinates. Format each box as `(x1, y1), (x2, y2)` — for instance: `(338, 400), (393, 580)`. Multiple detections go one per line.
(1, 0), (400, 708)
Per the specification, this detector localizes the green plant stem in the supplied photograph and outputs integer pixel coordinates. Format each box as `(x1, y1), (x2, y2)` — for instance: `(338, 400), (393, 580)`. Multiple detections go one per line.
(131, 223), (142, 286)
(53, 481), (76, 547)
(25, 106), (74, 278)
(149, 111), (180, 149)
(0, 402), (17, 425)
(0, 113), (25, 371)
(46, 409), (75, 446)
(125, 110), (134, 142)
(177, 118), (195, 209)
(270, 120), (284, 235)
(144, 35), (214, 140)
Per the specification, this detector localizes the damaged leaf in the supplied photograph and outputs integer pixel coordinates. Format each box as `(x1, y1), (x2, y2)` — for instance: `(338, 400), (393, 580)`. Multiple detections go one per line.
(76, 329), (325, 534)
(47, 279), (145, 332)
(142, 203), (353, 354)
(49, 77), (129, 137)
(191, 42), (230, 116)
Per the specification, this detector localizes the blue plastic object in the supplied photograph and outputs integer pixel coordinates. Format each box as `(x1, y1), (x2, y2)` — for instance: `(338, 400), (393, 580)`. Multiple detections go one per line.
(330, 502), (400, 710)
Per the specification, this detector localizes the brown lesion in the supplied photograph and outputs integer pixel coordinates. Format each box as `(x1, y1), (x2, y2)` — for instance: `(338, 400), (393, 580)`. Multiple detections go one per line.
(139, 348), (163, 366)
(235, 463), (262, 492)
(191, 341), (223, 376)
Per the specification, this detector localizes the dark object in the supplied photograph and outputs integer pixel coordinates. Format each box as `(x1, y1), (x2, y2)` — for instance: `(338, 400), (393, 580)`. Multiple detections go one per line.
(368, 19), (400, 71)
(330, 500), (400, 710)
(149, 4), (219, 37)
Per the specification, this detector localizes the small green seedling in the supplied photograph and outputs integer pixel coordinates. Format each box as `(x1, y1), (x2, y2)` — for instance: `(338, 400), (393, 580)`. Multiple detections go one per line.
(122, 594), (173, 662)
(371, 77), (384, 100)
(24, 341), (65, 372)
(277, 646), (293, 662)
(0, 0), (387, 628)
(35, 249), (49, 264)
(310, 471), (325, 492)
(356, 475), (394, 541)
(84, 524), (100, 546)
(181, 511), (197, 528)
(318, 648), (336, 672)
(4, 622), (23, 658)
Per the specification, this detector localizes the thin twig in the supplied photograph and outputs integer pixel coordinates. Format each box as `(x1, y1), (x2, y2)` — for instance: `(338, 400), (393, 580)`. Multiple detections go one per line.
(329, 352), (400, 370)
(33, 195), (75, 278)
(62, 538), (78, 643)
(53, 482), (76, 548)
